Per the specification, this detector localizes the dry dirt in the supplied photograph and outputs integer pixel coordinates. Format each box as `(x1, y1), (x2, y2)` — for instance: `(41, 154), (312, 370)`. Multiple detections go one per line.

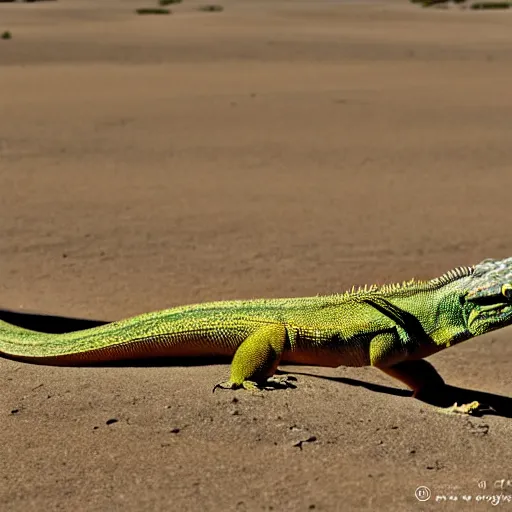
(1, 0), (511, 510)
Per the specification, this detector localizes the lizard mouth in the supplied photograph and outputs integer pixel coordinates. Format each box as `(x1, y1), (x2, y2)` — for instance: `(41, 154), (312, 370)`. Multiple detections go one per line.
(468, 302), (509, 328)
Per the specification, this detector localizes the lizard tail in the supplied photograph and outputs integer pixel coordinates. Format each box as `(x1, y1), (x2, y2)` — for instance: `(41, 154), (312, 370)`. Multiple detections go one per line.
(0, 308), (237, 365)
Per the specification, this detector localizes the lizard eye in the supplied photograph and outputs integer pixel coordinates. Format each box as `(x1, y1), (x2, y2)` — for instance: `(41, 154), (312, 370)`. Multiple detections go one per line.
(502, 284), (512, 299)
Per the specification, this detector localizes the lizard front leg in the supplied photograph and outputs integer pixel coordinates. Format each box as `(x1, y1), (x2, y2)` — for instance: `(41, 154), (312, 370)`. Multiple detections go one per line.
(377, 359), (489, 415)
(377, 359), (446, 395)
(213, 323), (292, 392)
(370, 330), (487, 416)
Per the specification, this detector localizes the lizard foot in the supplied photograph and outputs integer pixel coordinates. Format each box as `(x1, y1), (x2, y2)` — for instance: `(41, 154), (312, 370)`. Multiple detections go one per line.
(212, 380), (240, 392)
(212, 375), (297, 393)
(265, 374), (297, 389)
(212, 380), (261, 393)
(439, 401), (495, 416)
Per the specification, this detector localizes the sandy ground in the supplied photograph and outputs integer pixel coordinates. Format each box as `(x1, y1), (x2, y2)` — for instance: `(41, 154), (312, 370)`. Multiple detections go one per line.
(1, 0), (512, 510)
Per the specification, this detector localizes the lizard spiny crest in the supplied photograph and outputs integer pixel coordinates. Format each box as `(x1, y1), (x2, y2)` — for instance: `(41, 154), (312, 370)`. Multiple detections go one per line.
(340, 264), (475, 298)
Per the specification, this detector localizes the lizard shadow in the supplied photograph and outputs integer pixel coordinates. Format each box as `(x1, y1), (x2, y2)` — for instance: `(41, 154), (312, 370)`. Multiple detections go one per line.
(0, 309), (110, 333)
(287, 370), (512, 419)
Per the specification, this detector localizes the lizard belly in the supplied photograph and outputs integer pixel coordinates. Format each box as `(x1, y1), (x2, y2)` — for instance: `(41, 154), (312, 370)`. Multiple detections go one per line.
(282, 330), (372, 368)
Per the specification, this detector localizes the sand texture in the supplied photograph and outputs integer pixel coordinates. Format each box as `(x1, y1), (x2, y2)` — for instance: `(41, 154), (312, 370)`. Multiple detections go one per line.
(1, 1), (511, 510)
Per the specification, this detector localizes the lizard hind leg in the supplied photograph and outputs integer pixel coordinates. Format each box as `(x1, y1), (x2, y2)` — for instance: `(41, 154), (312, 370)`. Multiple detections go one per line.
(213, 323), (289, 392)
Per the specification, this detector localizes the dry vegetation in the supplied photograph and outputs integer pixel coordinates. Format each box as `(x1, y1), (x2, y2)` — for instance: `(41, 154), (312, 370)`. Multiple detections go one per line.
(411, 0), (511, 8)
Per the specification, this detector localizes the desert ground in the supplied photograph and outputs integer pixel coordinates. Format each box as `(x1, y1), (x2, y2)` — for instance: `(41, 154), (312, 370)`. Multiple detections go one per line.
(1, 0), (512, 510)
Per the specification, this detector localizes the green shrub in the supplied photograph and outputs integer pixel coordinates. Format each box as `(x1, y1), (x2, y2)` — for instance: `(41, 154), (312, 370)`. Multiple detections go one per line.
(419, 0), (450, 6)
(471, 1), (511, 7)
(198, 4), (223, 11)
(135, 7), (171, 14)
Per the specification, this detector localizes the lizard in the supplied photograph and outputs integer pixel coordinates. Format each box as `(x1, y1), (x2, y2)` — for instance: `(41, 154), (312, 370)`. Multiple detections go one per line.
(1, 257), (511, 414)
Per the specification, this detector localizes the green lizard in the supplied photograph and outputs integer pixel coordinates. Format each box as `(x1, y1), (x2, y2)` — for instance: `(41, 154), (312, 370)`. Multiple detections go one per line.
(1, 257), (511, 414)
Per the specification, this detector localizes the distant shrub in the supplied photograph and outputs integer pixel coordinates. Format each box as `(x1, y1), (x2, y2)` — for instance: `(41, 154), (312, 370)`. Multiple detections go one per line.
(135, 7), (171, 14)
(417, 0), (450, 5)
(409, 0), (463, 5)
(159, 0), (181, 4)
(411, 0), (511, 6)
(471, 1), (511, 7)
(1, 31), (12, 40)
(198, 4), (223, 11)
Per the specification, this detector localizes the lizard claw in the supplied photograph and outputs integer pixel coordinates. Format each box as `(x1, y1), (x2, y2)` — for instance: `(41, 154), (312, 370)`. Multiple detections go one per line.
(212, 381), (240, 393)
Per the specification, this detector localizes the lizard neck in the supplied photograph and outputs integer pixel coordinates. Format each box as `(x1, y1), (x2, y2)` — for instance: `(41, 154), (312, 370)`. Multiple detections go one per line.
(420, 284), (473, 350)
(378, 279), (473, 351)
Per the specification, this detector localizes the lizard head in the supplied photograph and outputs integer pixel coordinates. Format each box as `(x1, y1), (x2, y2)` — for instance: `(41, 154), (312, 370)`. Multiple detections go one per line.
(463, 257), (512, 336)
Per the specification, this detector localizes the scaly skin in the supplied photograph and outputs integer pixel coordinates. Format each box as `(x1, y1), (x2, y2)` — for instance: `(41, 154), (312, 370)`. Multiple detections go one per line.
(1, 257), (512, 413)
